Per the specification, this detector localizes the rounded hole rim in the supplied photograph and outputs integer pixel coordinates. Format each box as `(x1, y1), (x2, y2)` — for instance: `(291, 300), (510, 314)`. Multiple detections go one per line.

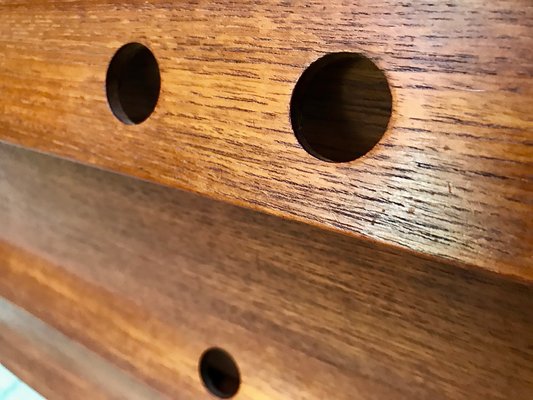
(105, 42), (161, 125)
(289, 51), (393, 163)
(199, 347), (241, 399)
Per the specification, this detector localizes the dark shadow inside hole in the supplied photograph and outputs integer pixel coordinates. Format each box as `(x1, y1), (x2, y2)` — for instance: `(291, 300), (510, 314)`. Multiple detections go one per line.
(199, 348), (240, 399)
(106, 43), (160, 125)
(290, 53), (392, 162)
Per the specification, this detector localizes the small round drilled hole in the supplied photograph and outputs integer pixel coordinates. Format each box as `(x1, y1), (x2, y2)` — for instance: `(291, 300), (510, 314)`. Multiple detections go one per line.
(105, 42), (160, 125)
(199, 348), (240, 399)
(290, 52), (392, 162)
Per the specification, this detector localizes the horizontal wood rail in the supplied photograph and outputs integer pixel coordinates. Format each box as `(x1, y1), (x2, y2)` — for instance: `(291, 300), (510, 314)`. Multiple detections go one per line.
(0, 1), (531, 280)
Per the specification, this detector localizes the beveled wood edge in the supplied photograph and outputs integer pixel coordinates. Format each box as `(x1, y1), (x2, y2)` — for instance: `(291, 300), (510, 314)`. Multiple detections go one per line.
(1, 141), (531, 284)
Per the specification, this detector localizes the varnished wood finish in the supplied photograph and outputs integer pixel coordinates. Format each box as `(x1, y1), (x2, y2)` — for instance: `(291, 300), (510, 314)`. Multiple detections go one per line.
(1, 144), (532, 399)
(0, 1), (531, 279)
(0, 299), (165, 400)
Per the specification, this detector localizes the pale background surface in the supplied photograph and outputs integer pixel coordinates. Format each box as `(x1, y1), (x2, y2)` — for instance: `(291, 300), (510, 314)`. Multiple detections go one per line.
(0, 364), (44, 400)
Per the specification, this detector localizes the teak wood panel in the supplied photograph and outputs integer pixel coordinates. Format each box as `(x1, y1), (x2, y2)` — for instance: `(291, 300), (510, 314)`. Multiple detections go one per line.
(1, 143), (532, 400)
(0, 299), (164, 400)
(0, 1), (531, 280)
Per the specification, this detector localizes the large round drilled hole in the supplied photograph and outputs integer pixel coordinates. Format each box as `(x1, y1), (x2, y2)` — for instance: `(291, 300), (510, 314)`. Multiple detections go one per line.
(199, 348), (240, 398)
(105, 42), (160, 124)
(290, 52), (392, 162)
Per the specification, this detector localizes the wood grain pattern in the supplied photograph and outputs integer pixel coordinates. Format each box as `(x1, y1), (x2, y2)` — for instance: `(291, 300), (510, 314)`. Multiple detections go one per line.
(0, 299), (165, 400)
(1, 143), (532, 399)
(0, 1), (531, 280)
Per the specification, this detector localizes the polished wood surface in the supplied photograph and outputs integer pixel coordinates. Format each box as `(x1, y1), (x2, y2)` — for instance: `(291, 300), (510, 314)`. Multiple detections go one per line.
(0, 1), (531, 280)
(1, 143), (532, 399)
(0, 299), (164, 400)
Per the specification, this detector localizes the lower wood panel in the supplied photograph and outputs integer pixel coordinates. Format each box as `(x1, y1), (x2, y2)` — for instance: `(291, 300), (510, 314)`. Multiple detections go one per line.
(1, 143), (532, 399)
(0, 298), (165, 400)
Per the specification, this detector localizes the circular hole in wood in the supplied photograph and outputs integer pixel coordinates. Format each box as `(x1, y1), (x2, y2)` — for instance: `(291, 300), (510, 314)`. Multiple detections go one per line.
(106, 43), (160, 125)
(199, 348), (240, 398)
(290, 52), (392, 162)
